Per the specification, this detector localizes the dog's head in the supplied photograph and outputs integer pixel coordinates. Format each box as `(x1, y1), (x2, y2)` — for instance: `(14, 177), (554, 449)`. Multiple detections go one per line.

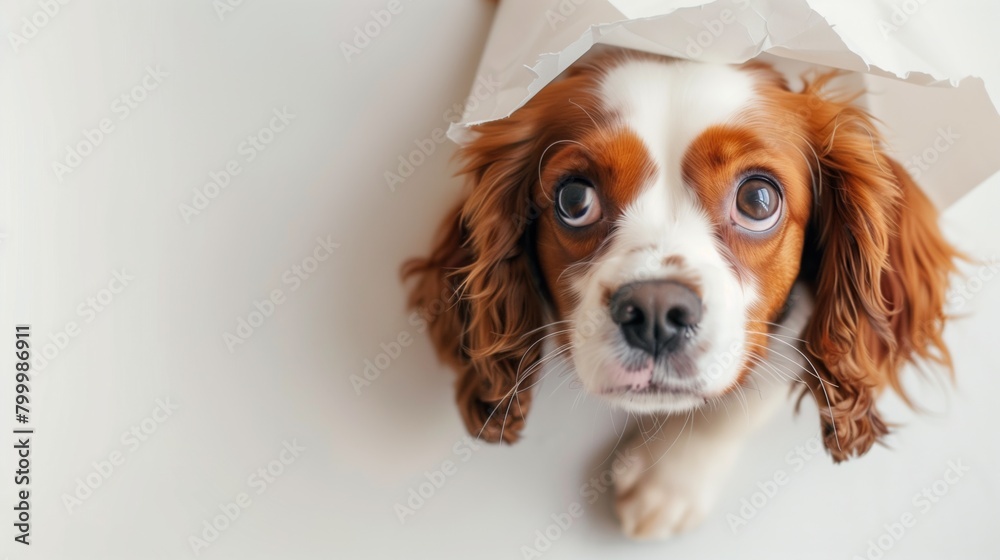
(404, 50), (957, 462)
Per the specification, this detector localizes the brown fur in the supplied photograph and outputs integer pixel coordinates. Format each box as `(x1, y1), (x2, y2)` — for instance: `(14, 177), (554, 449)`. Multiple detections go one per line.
(401, 66), (615, 443)
(784, 74), (958, 461)
(683, 124), (815, 389)
(404, 54), (959, 460)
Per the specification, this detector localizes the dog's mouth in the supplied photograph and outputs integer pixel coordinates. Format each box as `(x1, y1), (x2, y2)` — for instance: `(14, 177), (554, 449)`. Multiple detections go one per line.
(591, 346), (711, 401)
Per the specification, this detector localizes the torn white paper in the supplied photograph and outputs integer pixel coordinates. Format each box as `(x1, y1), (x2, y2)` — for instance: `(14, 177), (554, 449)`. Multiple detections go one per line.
(450, 0), (1000, 208)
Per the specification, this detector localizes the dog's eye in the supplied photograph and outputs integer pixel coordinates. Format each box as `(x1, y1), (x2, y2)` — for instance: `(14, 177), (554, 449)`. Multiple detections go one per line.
(732, 176), (781, 232)
(556, 178), (602, 228)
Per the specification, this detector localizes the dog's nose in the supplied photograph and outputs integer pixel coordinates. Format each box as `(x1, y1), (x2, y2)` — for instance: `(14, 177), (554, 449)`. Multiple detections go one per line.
(609, 280), (702, 356)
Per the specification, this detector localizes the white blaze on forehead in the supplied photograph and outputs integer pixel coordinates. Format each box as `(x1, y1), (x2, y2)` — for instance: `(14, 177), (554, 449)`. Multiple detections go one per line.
(594, 59), (760, 267)
(597, 60), (758, 173)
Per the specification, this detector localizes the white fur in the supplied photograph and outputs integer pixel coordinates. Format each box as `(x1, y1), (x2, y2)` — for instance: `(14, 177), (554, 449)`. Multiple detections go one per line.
(613, 284), (814, 539)
(570, 60), (761, 411)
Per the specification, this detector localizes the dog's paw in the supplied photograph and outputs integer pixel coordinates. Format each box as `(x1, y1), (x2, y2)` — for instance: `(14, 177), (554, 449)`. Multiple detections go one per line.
(612, 437), (735, 540)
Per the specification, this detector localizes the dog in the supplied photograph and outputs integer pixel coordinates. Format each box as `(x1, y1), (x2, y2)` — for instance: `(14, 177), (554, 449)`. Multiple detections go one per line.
(403, 48), (958, 539)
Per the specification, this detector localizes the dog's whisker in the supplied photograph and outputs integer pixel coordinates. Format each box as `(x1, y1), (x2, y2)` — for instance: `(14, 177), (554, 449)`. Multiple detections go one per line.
(641, 411), (693, 474)
(499, 342), (578, 441)
(749, 333), (842, 451)
(598, 409), (631, 467)
(512, 328), (574, 386)
(746, 325), (809, 344)
(475, 339), (570, 444)
(496, 358), (564, 444)
(518, 320), (573, 340)
(743, 341), (809, 384)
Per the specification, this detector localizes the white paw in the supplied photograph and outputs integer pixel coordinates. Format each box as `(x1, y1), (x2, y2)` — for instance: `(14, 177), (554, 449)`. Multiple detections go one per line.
(612, 432), (737, 540)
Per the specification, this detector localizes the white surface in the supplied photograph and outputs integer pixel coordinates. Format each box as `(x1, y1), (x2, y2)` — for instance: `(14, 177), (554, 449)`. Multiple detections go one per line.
(0, 1), (997, 559)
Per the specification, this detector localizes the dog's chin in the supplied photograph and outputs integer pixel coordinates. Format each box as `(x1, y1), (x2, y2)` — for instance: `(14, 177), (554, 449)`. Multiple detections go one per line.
(600, 390), (706, 414)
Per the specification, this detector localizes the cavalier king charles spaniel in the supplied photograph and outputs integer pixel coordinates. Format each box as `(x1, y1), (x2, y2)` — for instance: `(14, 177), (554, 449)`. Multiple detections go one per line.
(403, 48), (958, 539)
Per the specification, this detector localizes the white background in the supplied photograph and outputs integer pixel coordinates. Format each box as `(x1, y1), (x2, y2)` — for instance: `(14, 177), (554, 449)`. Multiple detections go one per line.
(1, 1), (998, 559)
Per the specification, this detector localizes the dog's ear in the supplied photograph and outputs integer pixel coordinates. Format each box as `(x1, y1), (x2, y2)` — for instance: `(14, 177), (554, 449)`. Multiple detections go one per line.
(798, 75), (959, 462)
(402, 112), (547, 444)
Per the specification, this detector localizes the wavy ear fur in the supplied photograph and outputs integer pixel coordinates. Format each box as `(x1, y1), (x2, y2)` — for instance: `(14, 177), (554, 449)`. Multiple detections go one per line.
(798, 75), (959, 462)
(402, 60), (614, 443)
(402, 113), (548, 444)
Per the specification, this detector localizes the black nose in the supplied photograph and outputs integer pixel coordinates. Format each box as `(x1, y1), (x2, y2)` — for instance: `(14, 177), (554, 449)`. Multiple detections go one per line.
(609, 280), (702, 356)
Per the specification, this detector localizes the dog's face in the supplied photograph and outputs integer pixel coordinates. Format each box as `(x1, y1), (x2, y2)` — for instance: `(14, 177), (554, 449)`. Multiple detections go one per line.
(405, 50), (956, 461)
(533, 59), (812, 413)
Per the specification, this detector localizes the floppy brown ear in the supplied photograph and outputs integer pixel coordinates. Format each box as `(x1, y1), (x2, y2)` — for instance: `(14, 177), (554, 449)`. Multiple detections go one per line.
(402, 115), (547, 444)
(799, 77), (959, 462)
